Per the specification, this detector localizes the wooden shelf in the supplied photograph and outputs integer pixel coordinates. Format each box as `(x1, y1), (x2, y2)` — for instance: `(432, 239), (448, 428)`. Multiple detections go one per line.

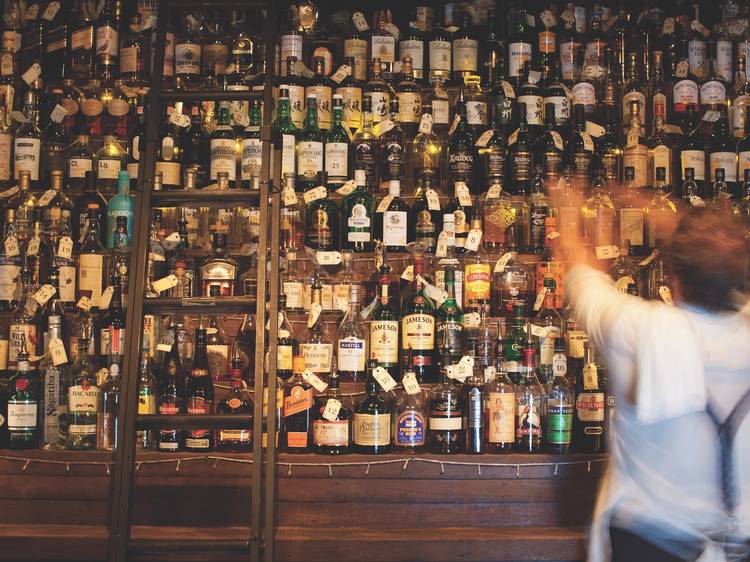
(142, 296), (255, 314)
(151, 189), (261, 205)
(159, 90), (264, 102)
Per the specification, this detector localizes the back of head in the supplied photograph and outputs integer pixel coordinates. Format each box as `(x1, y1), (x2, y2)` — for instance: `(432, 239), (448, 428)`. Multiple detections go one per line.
(663, 208), (749, 312)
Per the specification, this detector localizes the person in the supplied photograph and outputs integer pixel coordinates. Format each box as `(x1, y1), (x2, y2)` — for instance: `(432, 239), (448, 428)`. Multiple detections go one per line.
(564, 208), (750, 562)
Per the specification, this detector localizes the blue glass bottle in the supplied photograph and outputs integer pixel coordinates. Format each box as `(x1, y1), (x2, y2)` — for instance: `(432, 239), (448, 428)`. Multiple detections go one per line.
(106, 170), (134, 248)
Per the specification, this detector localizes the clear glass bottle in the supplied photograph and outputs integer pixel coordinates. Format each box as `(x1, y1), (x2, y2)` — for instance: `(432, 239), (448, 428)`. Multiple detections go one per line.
(66, 334), (99, 450)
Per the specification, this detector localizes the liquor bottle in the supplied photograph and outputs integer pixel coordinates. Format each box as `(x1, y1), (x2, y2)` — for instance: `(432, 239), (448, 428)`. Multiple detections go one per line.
(645, 167), (679, 250)
(572, 45), (598, 123)
(527, 168), (550, 254)
(369, 269), (399, 376)
(597, 107), (624, 183)
(42, 91), (70, 187)
(515, 330), (544, 453)
(120, 16), (145, 85)
(365, 58), (391, 123)
(447, 90), (476, 187)
(273, 88), (299, 183)
(167, 210), (195, 298)
(582, 169), (616, 248)
(0, 213), (21, 311)
(239, 98), (263, 189)
(306, 57), (333, 131)
(8, 269), (38, 371)
(27, 209), (51, 291)
(444, 181), (471, 252)
(621, 52), (646, 129)
(335, 57), (363, 131)
(646, 51), (670, 136)
(673, 38), (701, 119)
(508, 6), (535, 85)
(616, 167), (646, 255)
(395, 57), (421, 138)
(707, 110), (738, 192)
(429, 20), (452, 83)
(215, 350), (252, 452)
(66, 333), (98, 450)
(200, 233), (238, 296)
(324, 95), (349, 188)
(410, 175), (441, 253)
(544, 62), (571, 131)
(353, 359), (392, 454)
(545, 336), (573, 453)
(40, 309), (66, 448)
(304, 171), (340, 251)
(485, 341), (515, 453)
(95, 135), (124, 195)
(0, 103), (10, 189)
(68, 0), (94, 80)
(517, 62), (544, 135)
(155, 107), (183, 191)
(184, 322), (215, 452)
(175, 13), (202, 88)
(106, 171), (134, 250)
(352, 96), (380, 192)
(94, 0), (118, 79)
(13, 91), (42, 188)
(336, 283), (368, 382)
(535, 276), (565, 376)
(156, 323), (184, 452)
(509, 104), (534, 195)
(535, 104), (565, 182)
(502, 304), (527, 384)
(371, 13), (396, 81)
(77, 208), (105, 304)
(600, 46), (620, 120)
(465, 74), (488, 138)
(375, 180), (409, 252)
(427, 77), (452, 135)
(282, 355), (313, 452)
(700, 41), (728, 112)
(343, 14), (369, 82)
(559, 6), (583, 84)
(380, 99), (406, 184)
(452, 10), (478, 82)
(210, 102), (237, 188)
(733, 54), (750, 140)
(435, 262), (463, 368)
(400, 14), (427, 84)
(300, 278), (334, 377)
(7, 338), (38, 449)
(463, 208), (491, 313)
(393, 349), (427, 453)
(678, 106), (707, 192)
(400, 255), (436, 382)
(296, 95), (325, 192)
(411, 103), (443, 185)
(342, 169), (374, 252)
(622, 99), (649, 189)
(481, 7), (505, 87)
(311, 358), (351, 455)
(464, 345), (484, 454)
(648, 102), (673, 186)
(573, 342), (605, 453)
(136, 347), (157, 450)
(739, 115), (750, 183)
(68, 135), (94, 192)
(50, 214), (78, 312)
(429, 333), (464, 454)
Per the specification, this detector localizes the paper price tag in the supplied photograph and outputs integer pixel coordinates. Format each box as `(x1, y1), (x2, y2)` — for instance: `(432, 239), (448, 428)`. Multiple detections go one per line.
(494, 252), (516, 273)
(456, 184), (472, 207)
(615, 275), (635, 292)
(4, 236), (19, 257)
(302, 370), (328, 393)
(233, 111), (250, 128)
(384, 22), (400, 40)
(582, 132), (594, 152)
(435, 230), (449, 258)
(376, 194), (395, 213)
(330, 64), (351, 84)
(639, 249), (659, 267)
(352, 11), (369, 31)
(662, 124), (683, 135)
(547, 231), (560, 240)
(475, 129), (494, 147)
(486, 184), (502, 199)
(76, 296), (92, 311)
(282, 187), (298, 206)
(583, 363), (599, 389)
(526, 13), (535, 26)
(336, 179), (356, 196)
(551, 131), (564, 151)
(463, 312), (480, 327)
(98, 286), (115, 309)
(595, 245), (620, 260)
(703, 110), (721, 123)
(659, 286), (674, 306)
(507, 128), (519, 145)
(322, 398), (342, 421)
(454, 355), (474, 381)
(50, 104), (67, 123)
(10, 111), (28, 124)
(402, 372), (421, 395)
(500, 80), (515, 98)
(626, 131), (639, 149)
(419, 113), (433, 135)
(662, 16), (675, 35)
(42, 1), (60, 20)
(533, 288), (547, 312)
(49, 337), (68, 365)
(360, 296), (378, 320)
(401, 265), (414, 281)
(375, 119), (395, 136)
(156, 334), (174, 352)
(465, 229), (482, 252)
(372, 366), (397, 392)
(528, 70), (542, 84)
(57, 236), (73, 259)
(585, 121), (605, 137)
(418, 275), (448, 306)
(21, 63), (41, 86)
(530, 324), (552, 338)
(162, 231), (181, 250)
(540, 9), (557, 28)
(448, 113), (461, 136)
(33, 284), (56, 306)
(0, 186), (18, 199)
(691, 19), (710, 37)
(168, 111), (190, 128)
(303, 185), (327, 204)
(307, 302), (322, 328)
(316, 251), (342, 266)
(151, 274), (178, 293)
(37, 189), (57, 207)
(425, 188), (440, 211)
(26, 236), (40, 257)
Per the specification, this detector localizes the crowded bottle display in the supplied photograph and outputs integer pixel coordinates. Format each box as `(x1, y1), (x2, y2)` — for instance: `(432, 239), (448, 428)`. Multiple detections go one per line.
(0, 0), (746, 457)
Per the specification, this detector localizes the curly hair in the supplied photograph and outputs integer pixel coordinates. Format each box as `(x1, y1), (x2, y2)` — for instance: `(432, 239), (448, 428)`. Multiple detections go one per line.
(662, 207), (749, 312)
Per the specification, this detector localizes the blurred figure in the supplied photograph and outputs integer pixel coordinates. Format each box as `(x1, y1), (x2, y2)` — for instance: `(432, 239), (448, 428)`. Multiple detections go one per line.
(565, 208), (750, 562)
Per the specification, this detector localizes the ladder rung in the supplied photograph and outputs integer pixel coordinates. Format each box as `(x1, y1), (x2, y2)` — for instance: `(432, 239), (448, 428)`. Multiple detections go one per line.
(128, 538), (250, 552)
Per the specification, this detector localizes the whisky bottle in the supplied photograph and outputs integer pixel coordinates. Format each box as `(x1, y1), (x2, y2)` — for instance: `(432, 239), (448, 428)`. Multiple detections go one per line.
(535, 277), (564, 377)
(215, 350), (252, 452)
(325, 95), (350, 188)
(435, 265), (463, 370)
(447, 90), (476, 187)
(335, 56), (363, 131)
(68, 0), (94, 81)
(582, 169), (616, 248)
(200, 234), (238, 296)
(296, 95), (325, 192)
(342, 169), (374, 252)
(429, 20), (452, 83)
(648, 102), (673, 186)
(312, 359), (351, 454)
(544, 62), (571, 131)
(354, 359), (392, 454)
(465, 74), (488, 138)
(400, 12), (427, 84)
(707, 110), (737, 192)
(534, 104), (564, 183)
(337, 284), (368, 382)
(452, 10), (479, 83)
(375, 180), (409, 252)
(68, 135), (94, 192)
(205, 312), (230, 382)
(184, 322), (215, 452)
(306, 56), (333, 131)
(304, 171), (340, 251)
(42, 90), (70, 187)
(369, 269), (399, 376)
(175, 13), (203, 89)
(371, 12), (396, 82)
(364, 58), (391, 123)
(300, 278), (334, 377)
(508, 104), (534, 195)
(7, 337), (38, 450)
(444, 181), (472, 252)
(596, 107), (623, 183)
(352, 96), (380, 192)
(410, 175), (440, 253)
(0, 213), (20, 311)
(50, 212), (78, 311)
(156, 106), (183, 190)
(273, 88), (299, 182)
(395, 56), (421, 138)
(66, 334), (99, 450)
(672, 38), (701, 118)
(700, 42), (729, 112)
(13, 91), (42, 188)
(393, 350), (428, 452)
(517, 62), (544, 135)
(507, 6), (535, 85)
(617, 167), (646, 255)
(210, 102), (237, 188)
(380, 99), (406, 184)
(488, 60), (516, 138)
(645, 167), (679, 250)
(343, 17), (369, 83)
(481, 8), (504, 88)
(463, 208), (491, 313)
(567, 104), (594, 187)
(9, 269), (38, 371)
(167, 210), (195, 298)
(733, 55), (750, 139)
(621, 51), (646, 130)
(282, 355), (313, 452)
(401, 254), (436, 382)
(527, 169), (550, 254)
(94, 0), (118, 79)
(429, 333), (464, 454)
(120, 16), (146, 85)
(136, 347), (157, 450)
(678, 106), (707, 194)
(515, 330), (544, 453)
(95, 135), (124, 195)
(411, 103), (443, 185)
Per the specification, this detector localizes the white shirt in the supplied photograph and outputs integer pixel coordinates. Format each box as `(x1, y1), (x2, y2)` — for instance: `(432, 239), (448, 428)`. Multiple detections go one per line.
(565, 265), (750, 562)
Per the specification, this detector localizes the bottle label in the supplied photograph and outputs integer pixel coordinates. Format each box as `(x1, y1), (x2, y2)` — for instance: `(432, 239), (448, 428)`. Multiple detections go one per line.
(155, 161), (181, 186)
(681, 149), (706, 181)
(0, 262), (19, 300)
(218, 429), (251, 443)
(312, 419), (349, 446)
(452, 39), (478, 72)
(72, 27), (94, 50)
(278, 344), (293, 371)
(296, 141), (324, 180)
(401, 313), (435, 351)
(487, 392), (515, 443)
(651, 145), (672, 185)
(285, 84), (305, 129)
(688, 40), (706, 78)
(382, 210), (407, 247)
(710, 151), (737, 183)
(8, 401), (37, 429)
(78, 253), (104, 303)
(511, 151), (532, 181)
(69, 157), (92, 179)
(347, 204), (371, 242)
(284, 281), (304, 310)
(518, 95), (543, 126)
(138, 391), (156, 415)
(538, 30), (556, 53)
(368, 91), (390, 121)
(571, 82), (595, 110)
(97, 157), (121, 180)
(432, 99), (449, 125)
(717, 40), (733, 82)
(466, 100), (487, 126)
(206, 343), (229, 379)
(508, 42), (532, 78)
(621, 91), (646, 123)
(300, 343), (333, 374)
(13, 138), (40, 180)
(95, 26), (118, 57)
(369, 320), (399, 364)
(516, 402), (542, 437)
(429, 39), (451, 72)
(337, 86), (362, 130)
(619, 208), (644, 247)
(284, 385), (313, 417)
(397, 92), (421, 123)
(544, 95), (570, 122)
(241, 138), (263, 181)
(120, 45), (138, 73)
(175, 42), (201, 75)
(371, 35), (395, 63)
(395, 409), (425, 446)
(546, 402), (574, 444)
(429, 409), (463, 430)
(281, 134), (296, 177)
(0, 132), (10, 181)
(353, 412), (391, 446)
(210, 138), (236, 181)
(325, 142), (349, 180)
(285, 431), (308, 448)
(623, 147), (648, 188)
(673, 80), (699, 113)
(280, 35), (304, 73)
(575, 392), (605, 421)
(8, 324), (36, 368)
(306, 86), (332, 129)
(700, 81), (727, 105)
(739, 151), (750, 180)
(68, 384), (99, 413)
(559, 40), (581, 81)
(399, 40), (424, 74)
(337, 336), (366, 372)
(464, 263), (491, 303)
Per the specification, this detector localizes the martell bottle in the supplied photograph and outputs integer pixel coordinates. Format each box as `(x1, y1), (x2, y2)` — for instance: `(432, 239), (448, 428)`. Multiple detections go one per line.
(184, 323), (215, 452)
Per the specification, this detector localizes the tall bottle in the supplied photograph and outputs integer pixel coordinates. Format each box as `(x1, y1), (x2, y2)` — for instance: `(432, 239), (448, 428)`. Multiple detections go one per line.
(342, 169), (374, 253)
(13, 91), (42, 188)
(401, 255), (436, 382)
(136, 346), (157, 449)
(312, 359), (351, 454)
(184, 322), (215, 452)
(215, 349), (252, 452)
(8, 269), (38, 371)
(282, 355), (313, 452)
(369, 269), (399, 376)
(485, 337), (515, 453)
(156, 322), (184, 452)
(209, 103), (237, 188)
(77, 208), (105, 303)
(337, 284), (368, 382)
(515, 330), (544, 453)
(354, 359), (393, 454)
(273, 87), (299, 183)
(464, 346), (484, 454)
(325, 95), (349, 188)
(296, 95), (325, 192)
(41, 310), (67, 448)
(429, 333), (464, 454)
(573, 342), (606, 453)
(447, 90), (476, 187)
(7, 338), (38, 449)
(545, 337), (573, 453)
(351, 97), (380, 192)
(66, 333), (99, 450)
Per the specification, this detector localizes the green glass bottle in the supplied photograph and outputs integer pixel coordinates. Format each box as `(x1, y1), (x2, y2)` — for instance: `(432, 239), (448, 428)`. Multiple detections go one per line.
(353, 359), (392, 454)
(296, 94), (325, 192)
(304, 170), (340, 251)
(435, 265), (463, 373)
(273, 87), (299, 186)
(324, 94), (350, 188)
(209, 102), (237, 188)
(369, 269), (400, 378)
(504, 303), (527, 384)
(66, 333), (99, 450)
(400, 254), (436, 383)
(7, 335), (39, 449)
(342, 168), (374, 252)
(240, 98), (263, 189)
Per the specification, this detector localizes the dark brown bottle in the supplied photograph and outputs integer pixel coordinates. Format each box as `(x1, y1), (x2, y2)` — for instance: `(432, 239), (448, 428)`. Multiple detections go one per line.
(184, 322), (215, 452)
(282, 355), (313, 453)
(215, 347), (252, 452)
(156, 322), (184, 452)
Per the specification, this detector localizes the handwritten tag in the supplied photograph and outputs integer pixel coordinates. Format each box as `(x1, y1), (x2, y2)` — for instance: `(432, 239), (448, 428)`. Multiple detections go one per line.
(98, 286), (115, 309)
(330, 64), (351, 84)
(475, 129), (494, 147)
(639, 249), (659, 267)
(352, 11), (369, 31)
(507, 128), (519, 145)
(49, 337), (68, 365)
(372, 366), (397, 392)
(302, 370), (328, 393)
(401, 265), (414, 281)
(530, 324), (552, 338)
(42, 1), (60, 20)
(37, 189), (57, 207)
(4, 236), (19, 257)
(500, 80), (515, 98)
(26, 236), (40, 257)
(463, 312), (480, 327)
(533, 288), (547, 312)
(402, 372), (421, 395)
(547, 231), (560, 240)
(33, 284), (56, 306)
(49, 104), (67, 124)
(316, 251), (342, 266)
(418, 274), (448, 306)
(595, 245), (620, 260)
(691, 19), (710, 37)
(336, 179), (356, 196)
(21, 62), (41, 86)
(435, 230), (449, 258)
(57, 236), (73, 259)
(465, 229), (482, 252)
(448, 113), (461, 136)
(384, 22), (399, 40)
(76, 296), (92, 311)
(151, 274), (178, 294)
(703, 110), (721, 123)
(486, 183), (502, 199)
(0, 186), (18, 198)
(419, 113), (433, 135)
(10, 111), (28, 124)
(689, 195), (706, 207)
(452, 355), (475, 381)
(585, 121), (605, 137)
(282, 186), (298, 206)
(662, 16), (675, 35)
(360, 296), (378, 320)
(307, 302), (322, 328)
(162, 232), (181, 250)
(376, 194), (395, 213)
(551, 131), (564, 151)
(659, 286), (674, 305)
(582, 132), (594, 152)
(456, 183), (472, 207)
(425, 189), (440, 211)
(375, 119), (395, 137)
(303, 185), (327, 204)
(322, 398), (342, 421)
(494, 252), (516, 273)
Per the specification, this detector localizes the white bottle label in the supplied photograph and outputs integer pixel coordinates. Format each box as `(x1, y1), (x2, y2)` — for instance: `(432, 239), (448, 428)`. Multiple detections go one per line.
(296, 140), (324, 179)
(688, 40), (706, 77)
(673, 80), (699, 111)
(509, 42), (532, 77)
(432, 99), (449, 125)
(369, 91), (390, 121)
(69, 157), (92, 178)
(382, 210), (407, 247)
(700, 81), (727, 105)
(13, 138), (40, 180)
(119, 45), (138, 73)
(397, 92), (421, 123)
(572, 82), (595, 107)
(175, 43), (201, 75)
(429, 40), (451, 72)
(622, 91), (646, 123)
(97, 157), (121, 180)
(285, 84), (305, 129)
(281, 134), (296, 177)
(371, 35), (395, 63)
(155, 161), (181, 186)
(452, 39), (478, 72)
(8, 402), (37, 429)
(241, 138), (263, 181)
(399, 40), (424, 73)
(95, 26), (118, 56)
(518, 95), (543, 125)
(739, 151), (750, 180)
(0, 264), (19, 300)
(280, 35), (303, 72)
(717, 40), (733, 82)
(681, 149), (706, 181)
(210, 138), (236, 181)
(545, 95), (570, 121)
(337, 336), (366, 372)
(324, 142), (348, 179)
(710, 151), (737, 183)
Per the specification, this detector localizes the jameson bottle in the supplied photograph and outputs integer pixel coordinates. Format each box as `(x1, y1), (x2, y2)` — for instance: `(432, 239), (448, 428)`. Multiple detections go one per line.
(7, 337), (38, 449)
(184, 323), (215, 452)
(369, 270), (399, 377)
(401, 255), (436, 382)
